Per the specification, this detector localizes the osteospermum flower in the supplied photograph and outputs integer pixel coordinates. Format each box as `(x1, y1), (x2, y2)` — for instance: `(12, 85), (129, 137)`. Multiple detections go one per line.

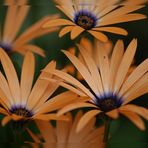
(65, 38), (112, 80)
(27, 111), (105, 148)
(0, 48), (81, 126)
(42, 39), (148, 131)
(43, 0), (146, 41)
(0, 0), (58, 56)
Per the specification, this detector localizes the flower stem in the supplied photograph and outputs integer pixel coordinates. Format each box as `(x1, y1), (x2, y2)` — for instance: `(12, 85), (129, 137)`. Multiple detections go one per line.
(103, 118), (110, 143)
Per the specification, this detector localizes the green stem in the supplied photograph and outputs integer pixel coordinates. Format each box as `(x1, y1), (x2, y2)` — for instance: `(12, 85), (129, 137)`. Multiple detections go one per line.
(103, 118), (110, 143)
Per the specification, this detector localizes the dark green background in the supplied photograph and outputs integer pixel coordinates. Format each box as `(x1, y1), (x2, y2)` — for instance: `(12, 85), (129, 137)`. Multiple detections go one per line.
(0, 0), (147, 147)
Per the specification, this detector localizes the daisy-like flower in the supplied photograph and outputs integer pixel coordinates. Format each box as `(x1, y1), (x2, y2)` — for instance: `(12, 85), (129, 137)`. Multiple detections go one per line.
(65, 38), (112, 80)
(43, 0), (147, 41)
(0, 48), (81, 126)
(42, 39), (148, 132)
(0, 0), (58, 56)
(27, 111), (105, 148)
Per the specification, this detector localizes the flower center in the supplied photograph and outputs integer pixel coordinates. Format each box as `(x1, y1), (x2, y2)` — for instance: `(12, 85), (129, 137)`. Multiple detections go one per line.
(10, 106), (33, 118)
(95, 94), (122, 112)
(74, 10), (97, 30)
(0, 42), (12, 53)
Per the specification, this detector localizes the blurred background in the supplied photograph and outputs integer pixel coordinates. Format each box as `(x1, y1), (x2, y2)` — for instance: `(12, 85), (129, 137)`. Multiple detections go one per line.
(0, 0), (147, 147)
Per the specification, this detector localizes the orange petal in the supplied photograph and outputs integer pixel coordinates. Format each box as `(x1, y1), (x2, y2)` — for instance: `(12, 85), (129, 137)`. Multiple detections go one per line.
(3, 6), (17, 42)
(106, 109), (119, 119)
(70, 26), (84, 40)
(120, 59), (148, 96)
(22, 44), (45, 57)
(114, 39), (137, 93)
(56, 5), (74, 20)
(88, 30), (108, 42)
(9, 5), (30, 41)
(57, 102), (97, 116)
(120, 104), (148, 120)
(76, 110), (101, 132)
(123, 71), (148, 104)
(99, 14), (146, 26)
(35, 120), (56, 142)
(2, 116), (11, 126)
(34, 114), (69, 121)
(109, 40), (124, 92)
(62, 50), (99, 96)
(43, 19), (75, 28)
(26, 128), (41, 143)
(77, 44), (103, 94)
(119, 110), (145, 131)
(93, 27), (128, 35)
(20, 52), (35, 106)
(59, 82), (87, 96)
(44, 68), (94, 99)
(0, 49), (20, 104)
(0, 107), (8, 116)
(59, 26), (74, 37)
(35, 91), (79, 114)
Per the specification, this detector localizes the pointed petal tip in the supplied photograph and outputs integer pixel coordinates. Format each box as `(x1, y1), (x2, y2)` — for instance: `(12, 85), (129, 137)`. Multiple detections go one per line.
(57, 110), (64, 117)
(59, 32), (63, 38)
(61, 49), (67, 54)
(131, 38), (138, 46)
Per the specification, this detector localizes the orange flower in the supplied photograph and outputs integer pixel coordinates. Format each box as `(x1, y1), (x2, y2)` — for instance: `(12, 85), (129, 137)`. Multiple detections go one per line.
(43, 0), (146, 41)
(42, 39), (148, 131)
(0, 0), (58, 56)
(27, 111), (105, 148)
(0, 48), (80, 126)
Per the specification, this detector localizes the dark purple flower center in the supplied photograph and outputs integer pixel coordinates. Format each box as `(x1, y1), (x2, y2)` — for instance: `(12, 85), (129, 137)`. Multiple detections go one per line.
(0, 42), (12, 53)
(10, 106), (33, 118)
(74, 10), (97, 30)
(95, 93), (123, 112)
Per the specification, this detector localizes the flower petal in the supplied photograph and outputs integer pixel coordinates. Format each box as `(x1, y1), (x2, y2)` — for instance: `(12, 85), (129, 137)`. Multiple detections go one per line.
(43, 19), (75, 28)
(26, 128), (41, 143)
(21, 52), (35, 106)
(77, 110), (101, 132)
(0, 49), (20, 105)
(2, 116), (11, 126)
(57, 102), (97, 116)
(34, 114), (69, 121)
(35, 91), (79, 114)
(119, 110), (145, 131)
(120, 104), (148, 120)
(120, 59), (148, 96)
(123, 73), (148, 104)
(93, 27), (128, 35)
(106, 109), (119, 119)
(22, 44), (45, 57)
(114, 39), (137, 93)
(70, 26), (84, 40)
(109, 40), (124, 92)
(59, 26), (74, 37)
(62, 50), (99, 96)
(88, 30), (108, 42)
(99, 14), (146, 26)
